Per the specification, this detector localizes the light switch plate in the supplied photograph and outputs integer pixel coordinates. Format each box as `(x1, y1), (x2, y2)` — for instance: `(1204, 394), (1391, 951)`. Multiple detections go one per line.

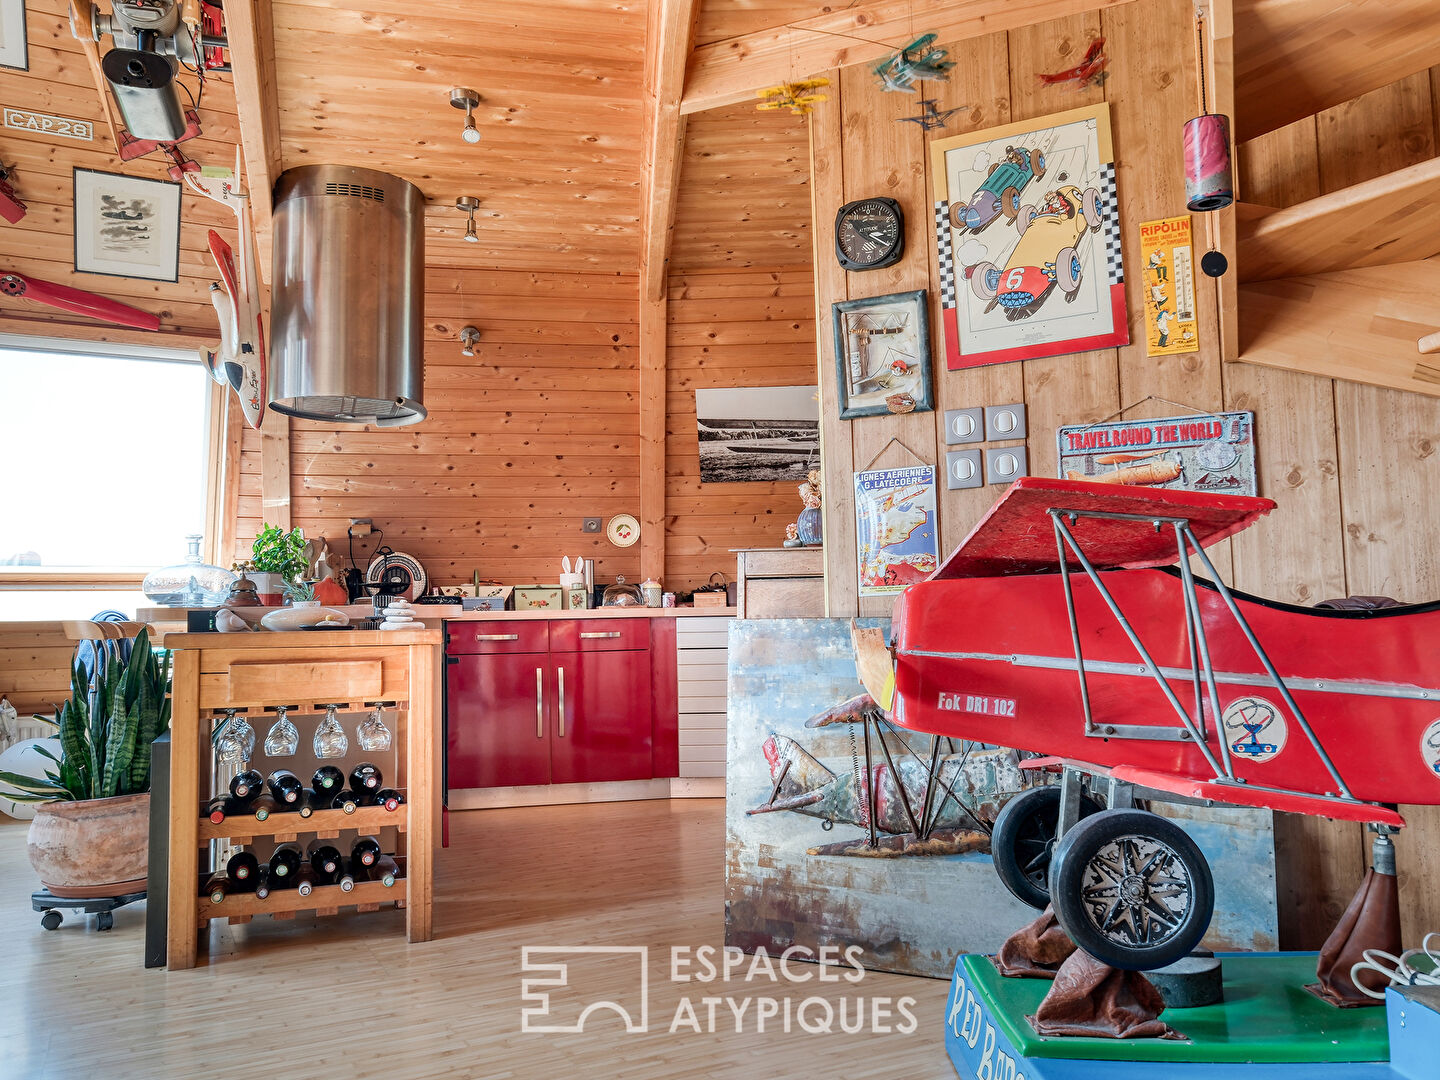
(985, 403), (1027, 441)
(985, 445), (1028, 485)
(581, 517), (602, 533)
(945, 449), (983, 489)
(944, 407), (985, 445)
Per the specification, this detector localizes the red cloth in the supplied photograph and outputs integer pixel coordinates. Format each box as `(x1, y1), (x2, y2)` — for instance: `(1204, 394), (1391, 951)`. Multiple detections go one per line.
(996, 905), (1076, 979)
(1031, 950), (1172, 1039)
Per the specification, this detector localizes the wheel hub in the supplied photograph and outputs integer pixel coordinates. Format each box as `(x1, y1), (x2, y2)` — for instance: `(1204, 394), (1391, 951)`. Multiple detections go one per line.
(1119, 873), (1147, 904)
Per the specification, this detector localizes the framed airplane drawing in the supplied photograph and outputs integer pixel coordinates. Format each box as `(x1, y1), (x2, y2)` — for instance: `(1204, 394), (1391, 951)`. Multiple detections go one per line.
(931, 102), (1128, 370)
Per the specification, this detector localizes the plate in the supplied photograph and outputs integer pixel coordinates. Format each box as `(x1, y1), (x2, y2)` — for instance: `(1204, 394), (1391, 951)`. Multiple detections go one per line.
(365, 550), (427, 601)
(607, 514), (640, 548)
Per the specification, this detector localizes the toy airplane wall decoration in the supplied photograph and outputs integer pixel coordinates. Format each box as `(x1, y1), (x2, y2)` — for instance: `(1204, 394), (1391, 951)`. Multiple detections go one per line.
(186, 147), (268, 430)
(873, 34), (955, 92)
(1038, 38), (1109, 90)
(756, 78), (830, 115)
(897, 97), (964, 131)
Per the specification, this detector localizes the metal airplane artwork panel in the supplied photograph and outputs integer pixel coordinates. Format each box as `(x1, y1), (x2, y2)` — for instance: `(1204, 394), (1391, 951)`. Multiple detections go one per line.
(874, 34), (955, 92)
(898, 98), (965, 131)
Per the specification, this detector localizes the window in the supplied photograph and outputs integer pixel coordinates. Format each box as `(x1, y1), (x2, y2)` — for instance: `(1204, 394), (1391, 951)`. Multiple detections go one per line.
(0, 336), (214, 619)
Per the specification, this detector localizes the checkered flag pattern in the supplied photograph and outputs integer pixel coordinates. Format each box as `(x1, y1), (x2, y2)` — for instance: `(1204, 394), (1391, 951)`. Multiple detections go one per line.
(1099, 163), (1124, 285)
(935, 200), (958, 310)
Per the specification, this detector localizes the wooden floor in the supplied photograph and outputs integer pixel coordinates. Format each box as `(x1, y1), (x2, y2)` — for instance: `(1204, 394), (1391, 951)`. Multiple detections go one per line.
(0, 800), (955, 1079)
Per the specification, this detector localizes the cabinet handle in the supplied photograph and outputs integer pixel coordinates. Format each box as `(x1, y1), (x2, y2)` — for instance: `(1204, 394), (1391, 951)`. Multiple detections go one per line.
(558, 666), (566, 738)
(475, 633), (519, 641)
(579, 631), (622, 639)
(535, 667), (544, 739)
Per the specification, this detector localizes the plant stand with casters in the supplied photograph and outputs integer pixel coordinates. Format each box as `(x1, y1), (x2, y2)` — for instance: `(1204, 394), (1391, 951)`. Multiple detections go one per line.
(31, 889), (146, 931)
(162, 629), (440, 969)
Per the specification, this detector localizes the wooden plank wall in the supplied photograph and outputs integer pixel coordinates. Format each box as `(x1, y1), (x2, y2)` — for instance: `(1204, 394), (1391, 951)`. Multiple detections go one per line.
(810, 0), (1439, 944)
(662, 102), (815, 591)
(233, 269), (643, 586)
(1236, 70), (1440, 949)
(0, 623), (75, 720)
(0, 0), (239, 345)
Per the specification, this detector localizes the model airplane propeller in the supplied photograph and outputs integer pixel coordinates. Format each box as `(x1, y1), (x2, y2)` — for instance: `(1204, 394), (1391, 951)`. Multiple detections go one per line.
(756, 78), (831, 115)
(873, 34), (954, 93)
(185, 147), (268, 430)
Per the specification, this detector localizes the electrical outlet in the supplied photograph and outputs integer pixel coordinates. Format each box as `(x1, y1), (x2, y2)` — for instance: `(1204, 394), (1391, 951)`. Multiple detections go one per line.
(582, 517), (602, 533)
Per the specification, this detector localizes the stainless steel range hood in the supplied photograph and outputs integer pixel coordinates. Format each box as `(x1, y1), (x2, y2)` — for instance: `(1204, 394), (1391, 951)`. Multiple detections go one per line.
(269, 165), (426, 426)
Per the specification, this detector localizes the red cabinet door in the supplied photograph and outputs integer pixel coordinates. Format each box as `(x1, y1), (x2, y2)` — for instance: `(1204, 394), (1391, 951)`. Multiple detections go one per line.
(549, 649), (653, 784)
(446, 652), (551, 789)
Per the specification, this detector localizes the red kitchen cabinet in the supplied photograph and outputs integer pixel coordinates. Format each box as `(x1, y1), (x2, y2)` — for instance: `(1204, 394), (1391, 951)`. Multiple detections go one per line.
(446, 651), (551, 789)
(445, 618), (676, 793)
(549, 649), (653, 784)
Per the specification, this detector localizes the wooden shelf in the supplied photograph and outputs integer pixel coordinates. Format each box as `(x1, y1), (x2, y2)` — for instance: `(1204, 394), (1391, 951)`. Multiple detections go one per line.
(198, 798), (410, 843)
(197, 877), (405, 920)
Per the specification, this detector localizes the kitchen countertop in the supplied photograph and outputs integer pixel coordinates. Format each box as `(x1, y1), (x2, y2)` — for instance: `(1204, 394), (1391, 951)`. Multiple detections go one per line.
(442, 606), (736, 621)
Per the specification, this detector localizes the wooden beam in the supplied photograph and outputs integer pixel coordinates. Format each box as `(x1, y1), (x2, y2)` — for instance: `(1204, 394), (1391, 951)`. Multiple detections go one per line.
(1237, 156), (1440, 283)
(1234, 0), (1440, 142)
(639, 293), (666, 582)
(259, 409), (292, 531)
(641, 0), (701, 299)
(1203, 0), (1238, 363)
(1238, 259), (1440, 397)
(221, 0), (283, 283)
(680, 0), (1139, 114)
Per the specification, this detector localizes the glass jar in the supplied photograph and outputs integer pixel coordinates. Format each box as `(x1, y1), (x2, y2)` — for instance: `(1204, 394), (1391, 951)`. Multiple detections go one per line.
(143, 534), (236, 607)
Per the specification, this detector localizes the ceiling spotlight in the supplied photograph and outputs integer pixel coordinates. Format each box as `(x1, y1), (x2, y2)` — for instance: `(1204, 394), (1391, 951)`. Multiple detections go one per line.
(449, 87), (482, 144)
(459, 326), (480, 357)
(455, 196), (481, 243)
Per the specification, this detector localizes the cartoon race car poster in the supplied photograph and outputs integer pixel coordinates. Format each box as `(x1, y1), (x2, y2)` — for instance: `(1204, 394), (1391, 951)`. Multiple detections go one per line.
(853, 465), (940, 596)
(931, 102), (1129, 369)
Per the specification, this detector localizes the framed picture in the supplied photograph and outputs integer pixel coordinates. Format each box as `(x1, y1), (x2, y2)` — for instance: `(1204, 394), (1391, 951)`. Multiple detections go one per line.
(1057, 411), (1257, 496)
(0, 0), (27, 72)
(931, 102), (1129, 369)
(832, 289), (932, 419)
(73, 168), (182, 283)
(695, 384), (819, 483)
(854, 465), (939, 596)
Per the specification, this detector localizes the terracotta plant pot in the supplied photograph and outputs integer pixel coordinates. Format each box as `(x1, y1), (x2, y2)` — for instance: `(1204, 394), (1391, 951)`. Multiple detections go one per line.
(26, 793), (149, 899)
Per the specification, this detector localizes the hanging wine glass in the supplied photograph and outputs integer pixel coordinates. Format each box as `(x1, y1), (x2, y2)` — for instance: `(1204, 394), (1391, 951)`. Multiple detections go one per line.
(357, 704), (393, 752)
(214, 709), (255, 765)
(313, 704), (349, 759)
(264, 705), (300, 757)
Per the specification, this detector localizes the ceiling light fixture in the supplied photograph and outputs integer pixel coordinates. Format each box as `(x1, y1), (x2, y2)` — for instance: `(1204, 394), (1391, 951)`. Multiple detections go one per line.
(459, 326), (480, 357)
(455, 196), (481, 243)
(449, 87), (482, 144)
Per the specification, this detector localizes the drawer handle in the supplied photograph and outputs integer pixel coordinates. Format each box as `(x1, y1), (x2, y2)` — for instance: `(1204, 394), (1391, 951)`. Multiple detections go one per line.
(558, 665), (566, 738)
(476, 633), (520, 641)
(579, 631), (622, 639)
(536, 667), (544, 739)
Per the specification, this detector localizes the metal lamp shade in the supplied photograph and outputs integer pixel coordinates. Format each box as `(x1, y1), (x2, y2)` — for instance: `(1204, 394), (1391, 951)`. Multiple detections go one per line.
(269, 165), (426, 426)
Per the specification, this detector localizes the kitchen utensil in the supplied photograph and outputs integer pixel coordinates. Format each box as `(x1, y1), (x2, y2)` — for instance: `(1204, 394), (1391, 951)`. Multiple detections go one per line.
(641, 578), (662, 607)
(263, 705), (300, 757)
(606, 515), (640, 547)
(357, 705), (393, 752)
(215, 710), (255, 765)
(602, 576), (644, 607)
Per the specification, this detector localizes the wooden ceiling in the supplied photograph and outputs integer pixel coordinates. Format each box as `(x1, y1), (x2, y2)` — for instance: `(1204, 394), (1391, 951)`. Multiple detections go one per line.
(269, 0), (646, 273)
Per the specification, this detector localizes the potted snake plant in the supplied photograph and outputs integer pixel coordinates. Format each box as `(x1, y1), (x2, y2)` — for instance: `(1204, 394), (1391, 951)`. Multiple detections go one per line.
(0, 630), (170, 898)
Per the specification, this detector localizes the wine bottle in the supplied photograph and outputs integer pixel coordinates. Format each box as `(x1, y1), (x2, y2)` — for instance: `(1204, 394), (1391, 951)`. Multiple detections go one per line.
(253, 867), (271, 900)
(267, 769), (304, 805)
(374, 788), (405, 811)
(370, 855), (399, 888)
(269, 843), (302, 881)
(296, 788), (319, 818)
(337, 870), (356, 893)
(226, 851), (259, 886)
(204, 871), (228, 904)
(295, 868), (316, 897)
(331, 789), (361, 814)
(250, 793), (279, 821)
(351, 836), (382, 868)
(204, 796), (228, 823)
(307, 840), (342, 882)
(312, 765), (345, 794)
(350, 762), (383, 792)
(229, 770), (264, 802)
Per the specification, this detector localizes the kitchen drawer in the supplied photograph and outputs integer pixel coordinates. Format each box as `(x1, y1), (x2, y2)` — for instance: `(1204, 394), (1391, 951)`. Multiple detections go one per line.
(549, 618), (650, 652)
(446, 621), (549, 655)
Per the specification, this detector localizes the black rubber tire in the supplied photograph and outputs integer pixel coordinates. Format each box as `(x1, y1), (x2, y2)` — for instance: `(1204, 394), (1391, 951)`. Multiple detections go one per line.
(40, 910), (61, 931)
(1050, 808), (1215, 971)
(990, 785), (1101, 909)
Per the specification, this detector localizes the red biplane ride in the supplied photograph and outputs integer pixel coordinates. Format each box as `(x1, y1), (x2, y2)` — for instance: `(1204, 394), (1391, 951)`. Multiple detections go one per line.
(858, 477), (1440, 971)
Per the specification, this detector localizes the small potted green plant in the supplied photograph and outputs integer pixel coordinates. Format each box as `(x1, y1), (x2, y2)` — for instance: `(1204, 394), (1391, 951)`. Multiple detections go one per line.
(249, 524), (307, 605)
(0, 630), (170, 897)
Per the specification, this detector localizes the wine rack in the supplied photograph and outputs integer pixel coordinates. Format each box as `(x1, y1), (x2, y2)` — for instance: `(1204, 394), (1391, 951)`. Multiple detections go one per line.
(164, 630), (438, 969)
